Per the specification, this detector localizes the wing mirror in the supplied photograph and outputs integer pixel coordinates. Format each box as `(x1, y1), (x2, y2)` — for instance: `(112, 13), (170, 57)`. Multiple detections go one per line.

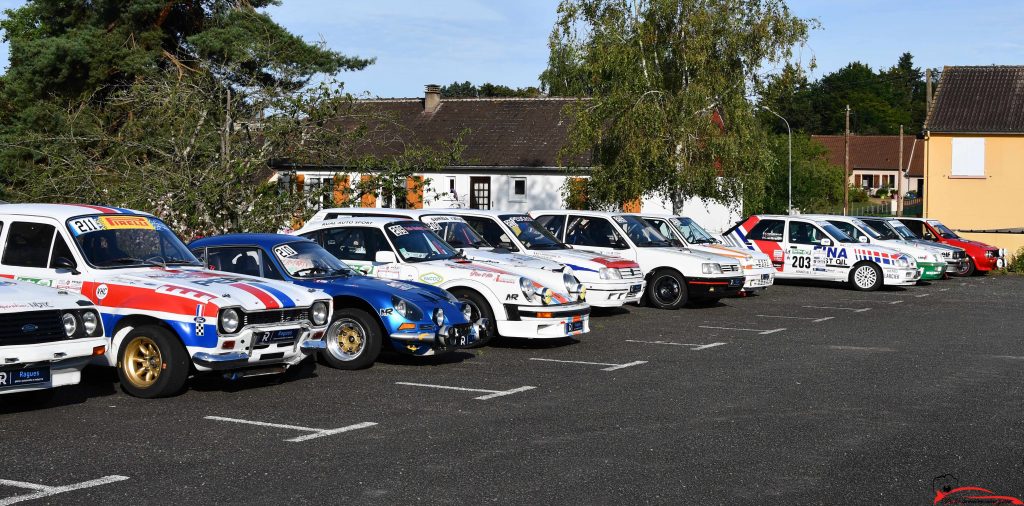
(374, 250), (398, 264)
(858, 236), (868, 243)
(54, 256), (80, 275)
(819, 238), (833, 247)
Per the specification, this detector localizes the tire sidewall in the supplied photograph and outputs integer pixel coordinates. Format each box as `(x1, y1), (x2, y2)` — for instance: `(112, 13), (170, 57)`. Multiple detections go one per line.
(319, 308), (382, 370)
(850, 262), (883, 291)
(453, 289), (496, 347)
(117, 325), (190, 399)
(646, 270), (687, 309)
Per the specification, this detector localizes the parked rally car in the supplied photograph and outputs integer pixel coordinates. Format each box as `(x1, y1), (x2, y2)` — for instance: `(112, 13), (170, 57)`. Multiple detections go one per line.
(723, 215), (921, 291)
(804, 215), (949, 281)
(0, 204), (330, 398)
(897, 217), (1006, 275)
(530, 210), (745, 308)
(295, 217), (590, 345)
(442, 209), (646, 307)
(634, 213), (776, 293)
(0, 278), (108, 402)
(858, 217), (968, 274)
(306, 208), (588, 301)
(189, 234), (481, 369)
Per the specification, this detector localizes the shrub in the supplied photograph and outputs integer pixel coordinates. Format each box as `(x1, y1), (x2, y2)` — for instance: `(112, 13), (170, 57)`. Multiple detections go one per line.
(849, 187), (869, 202)
(1008, 247), (1024, 273)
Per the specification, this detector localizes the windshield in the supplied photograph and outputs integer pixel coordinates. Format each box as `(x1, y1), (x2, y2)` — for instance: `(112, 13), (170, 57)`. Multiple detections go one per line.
(887, 220), (919, 240)
(670, 217), (719, 244)
(500, 214), (566, 250)
(614, 215), (674, 247)
(421, 215), (490, 249)
(385, 222), (459, 263)
(68, 215), (200, 269)
(819, 222), (856, 243)
(850, 219), (883, 240)
(861, 219), (901, 240)
(272, 241), (352, 279)
(928, 220), (960, 239)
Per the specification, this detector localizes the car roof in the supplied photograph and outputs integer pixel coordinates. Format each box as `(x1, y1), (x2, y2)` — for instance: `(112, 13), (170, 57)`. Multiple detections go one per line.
(441, 208), (529, 218)
(302, 216), (416, 228)
(0, 203), (152, 220)
(190, 233), (314, 249)
(531, 210), (627, 218)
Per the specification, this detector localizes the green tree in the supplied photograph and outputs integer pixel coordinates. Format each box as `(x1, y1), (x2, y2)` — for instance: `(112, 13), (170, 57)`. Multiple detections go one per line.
(758, 133), (844, 214)
(439, 81), (542, 98)
(540, 0), (811, 212)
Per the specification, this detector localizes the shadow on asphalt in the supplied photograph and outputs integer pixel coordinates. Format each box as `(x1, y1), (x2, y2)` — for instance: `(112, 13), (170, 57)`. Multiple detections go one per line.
(0, 365), (118, 414)
(375, 350), (476, 366)
(770, 278), (917, 292)
(488, 336), (580, 350)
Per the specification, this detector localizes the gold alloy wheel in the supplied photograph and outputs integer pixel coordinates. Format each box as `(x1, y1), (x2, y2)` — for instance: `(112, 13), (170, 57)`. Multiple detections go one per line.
(123, 336), (163, 388)
(327, 318), (366, 360)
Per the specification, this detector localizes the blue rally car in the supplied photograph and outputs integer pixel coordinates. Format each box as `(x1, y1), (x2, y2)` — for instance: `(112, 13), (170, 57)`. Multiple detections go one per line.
(189, 234), (480, 369)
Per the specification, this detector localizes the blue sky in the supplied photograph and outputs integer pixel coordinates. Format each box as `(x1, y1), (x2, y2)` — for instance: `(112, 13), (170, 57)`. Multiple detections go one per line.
(2, 0), (1023, 97)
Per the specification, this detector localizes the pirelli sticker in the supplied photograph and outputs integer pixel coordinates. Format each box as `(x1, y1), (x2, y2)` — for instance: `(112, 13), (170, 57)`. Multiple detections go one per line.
(69, 215), (156, 236)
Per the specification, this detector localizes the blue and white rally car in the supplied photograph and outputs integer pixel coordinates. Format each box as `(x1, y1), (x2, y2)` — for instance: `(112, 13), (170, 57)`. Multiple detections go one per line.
(190, 234), (480, 369)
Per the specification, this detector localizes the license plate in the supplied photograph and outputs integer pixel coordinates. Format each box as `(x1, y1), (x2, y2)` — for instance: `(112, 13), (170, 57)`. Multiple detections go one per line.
(729, 278), (743, 287)
(256, 329), (298, 345)
(628, 284), (642, 293)
(565, 318), (585, 333)
(760, 274), (771, 280)
(0, 366), (51, 391)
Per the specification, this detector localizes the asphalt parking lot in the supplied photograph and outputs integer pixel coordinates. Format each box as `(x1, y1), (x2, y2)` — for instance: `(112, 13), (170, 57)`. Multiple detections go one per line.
(2, 276), (1024, 504)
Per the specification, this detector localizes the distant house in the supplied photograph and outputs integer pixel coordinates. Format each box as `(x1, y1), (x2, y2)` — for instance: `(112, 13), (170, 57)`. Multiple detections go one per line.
(270, 85), (742, 233)
(811, 135), (923, 196)
(923, 65), (1024, 254)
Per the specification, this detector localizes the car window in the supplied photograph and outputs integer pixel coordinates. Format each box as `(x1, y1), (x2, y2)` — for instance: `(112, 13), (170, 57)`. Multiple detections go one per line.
(828, 221), (860, 240)
(788, 222), (827, 245)
(645, 218), (677, 242)
(49, 233), (77, 269)
(565, 216), (628, 249)
(3, 221), (55, 268)
(746, 219), (785, 242)
(463, 216), (517, 250)
(321, 227), (389, 262)
(206, 247), (265, 277)
(899, 220), (928, 239)
(261, 251), (284, 280)
(534, 215), (566, 239)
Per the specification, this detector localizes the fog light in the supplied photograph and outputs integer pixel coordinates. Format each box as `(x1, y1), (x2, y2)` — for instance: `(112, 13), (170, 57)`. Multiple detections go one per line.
(92, 346), (106, 356)
(221, 340), (235, 350)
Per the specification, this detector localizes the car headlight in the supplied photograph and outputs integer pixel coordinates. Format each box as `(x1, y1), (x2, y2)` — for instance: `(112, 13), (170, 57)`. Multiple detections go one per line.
(433, 308), (444, 326)
(461, 303), (472, 321)
(563, 270), (582, 293)
(598, 267), (622, 280)
(220, 308), (241, 334)
(896, 257), (910, 268)
(701, 263), (722, 274)
(519, 277), (536, 303)
(62, 312), (77, 337)
(391, 296), (423, 321)
(985, 250), (996, 258)
(310, 301), (329, 326)
(82, 310), (99, 336)
(1000, 248), (1007, 258)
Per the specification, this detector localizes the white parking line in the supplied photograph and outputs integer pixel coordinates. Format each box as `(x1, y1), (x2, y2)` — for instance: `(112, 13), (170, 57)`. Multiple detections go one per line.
(625, 339), (726, 350)
(698, 326), (785, 335)
(204, 416), (377, 442)
(756, 315), (834, 323)
(940, 288), (949, 292)
(529, 358), (647, 371)
(987, 355), (1024, 361)
(0, 476), (129, 506)
(803, 305), (871, 313)
(394, 382), (536, 400)
(915, 293), (931, 298)
(826, 345), (896, 352)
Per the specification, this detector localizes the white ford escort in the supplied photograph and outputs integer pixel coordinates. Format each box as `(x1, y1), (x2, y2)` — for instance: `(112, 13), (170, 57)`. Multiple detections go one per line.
(295, 217), (590, 345)
(0, 279), (107, 401)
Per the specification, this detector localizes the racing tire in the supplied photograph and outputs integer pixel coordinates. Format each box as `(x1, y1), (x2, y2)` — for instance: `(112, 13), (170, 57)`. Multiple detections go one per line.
(849, 262), (883, 292)
(451, 289), (496, 348)
(319, 308), (382, 370)
(646, 270), (688, 309)
(117, 325), (190, 399)
(955, 258), (976, 277)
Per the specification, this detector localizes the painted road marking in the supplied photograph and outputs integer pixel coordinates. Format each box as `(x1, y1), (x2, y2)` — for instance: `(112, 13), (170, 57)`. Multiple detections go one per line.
(395, 382), (536, 400)
(826, 345), (896, 352)
(940, 288), (949, 292)
(0, 476), (129, 506)
(205, 416), (376, 442)
(916, 293), (931, 298)
(756, 315), (834, 323)
(699, 326), (785, 335)
(625, 340), (726, 350)
(803, 305), (871, 313)
(529, 358), (647, 371)
(987, 355), (1024, 361)
(838, 299), (903, 305)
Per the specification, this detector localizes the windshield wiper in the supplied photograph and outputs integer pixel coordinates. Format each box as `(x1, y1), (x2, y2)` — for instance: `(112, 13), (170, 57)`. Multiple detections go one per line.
(103, 257), (165, 268)
(472, 240), (491, 248)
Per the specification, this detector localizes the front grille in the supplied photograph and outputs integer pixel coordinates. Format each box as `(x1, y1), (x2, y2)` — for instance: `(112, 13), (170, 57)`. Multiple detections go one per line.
(721, 264), (740, 273)
(952, 250), (966, 259)
(242, 308), (310, 327)
(617, 268), (643, 279)
(0, 310), (65, 345)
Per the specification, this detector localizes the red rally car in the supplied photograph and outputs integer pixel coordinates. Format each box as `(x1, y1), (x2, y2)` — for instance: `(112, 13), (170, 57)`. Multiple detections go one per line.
(897, 217), (1007, 276)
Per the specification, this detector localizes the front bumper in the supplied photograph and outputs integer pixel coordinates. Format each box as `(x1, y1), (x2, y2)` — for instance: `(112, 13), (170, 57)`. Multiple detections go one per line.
(975, 254), (1006, 271)
(741, 267), (776, 292)
(918, 261), (947, 280)
(388, 320), (483, 350)
(191, 324), (325, 372)
(498, 302), (591, 339)
(882, 267), (922, 286)
(0, 337), (108, 394)
(686, 276), (745, 298)
(582, 278), (645, 307)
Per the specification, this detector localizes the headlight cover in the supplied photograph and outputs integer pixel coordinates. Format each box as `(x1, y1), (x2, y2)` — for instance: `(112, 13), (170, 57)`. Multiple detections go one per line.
(519, 277), (536, 303)
(433, 308), (445, 326)
(82, 310), (100, 336)
(311, 301), (329, 326)
(461, 303), (472, 321)
(62, 312), (77, 337)
(896, 256), (911, 268)
(220, 308), (241, 334)
(701, 263), (722, 275)
(598, 267), (622, 280)
(391, 296), (423, 321)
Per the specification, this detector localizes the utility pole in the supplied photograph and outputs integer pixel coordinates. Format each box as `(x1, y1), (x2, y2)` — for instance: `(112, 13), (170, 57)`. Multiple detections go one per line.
(843, 104), (850, 215)
(897, 125), (904, 216)
(926, 68), (933, 118)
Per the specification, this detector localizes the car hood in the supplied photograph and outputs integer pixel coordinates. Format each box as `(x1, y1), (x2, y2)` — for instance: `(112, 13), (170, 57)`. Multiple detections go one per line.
(299, 274), (454, 305)
(686, 244), (761, 263)
(528, 248), (639, 272)
(0, 278), (91, 313)
(459, 248), (563, 270)
(646, 247), (742, 265)
(948, 238), (996, 250)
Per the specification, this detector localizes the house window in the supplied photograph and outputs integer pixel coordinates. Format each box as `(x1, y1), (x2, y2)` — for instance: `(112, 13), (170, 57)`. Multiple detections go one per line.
(951, 138), (985, 177)
(509, 177), (527, 203)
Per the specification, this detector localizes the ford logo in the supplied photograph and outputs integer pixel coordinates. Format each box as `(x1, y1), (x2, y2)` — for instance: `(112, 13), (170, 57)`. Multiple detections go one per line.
(21, 324), (38, 333)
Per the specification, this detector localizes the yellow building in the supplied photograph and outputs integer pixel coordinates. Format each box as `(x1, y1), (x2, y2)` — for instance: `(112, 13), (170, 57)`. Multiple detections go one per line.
(924, 65), (1024, 257)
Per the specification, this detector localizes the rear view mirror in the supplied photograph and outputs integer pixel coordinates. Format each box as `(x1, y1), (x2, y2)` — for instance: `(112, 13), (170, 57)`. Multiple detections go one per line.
(54, 256), (79, 275)
(374, 250), (398, 264)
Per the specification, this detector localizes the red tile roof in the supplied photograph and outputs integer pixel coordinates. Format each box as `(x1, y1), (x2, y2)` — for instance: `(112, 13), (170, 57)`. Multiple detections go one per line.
(811, 135), (924, 177)
(926, 66), (1024, 133)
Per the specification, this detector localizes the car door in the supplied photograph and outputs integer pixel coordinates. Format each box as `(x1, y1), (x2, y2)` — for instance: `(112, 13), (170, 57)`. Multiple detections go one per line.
(462, 216), (520, 251)
(203, 246), (283, 281)
(562, 215), (636, 261)
(0, 217), (86, 294)
(742, 218), (786, 270)
(641, 217), (687, 247)
(783, 220), (830, 278)
(307, 227), (391, 274)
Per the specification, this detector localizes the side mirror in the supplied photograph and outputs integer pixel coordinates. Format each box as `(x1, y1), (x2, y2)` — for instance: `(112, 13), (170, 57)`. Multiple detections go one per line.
(858, 236), (868, 243)
(374, 250), (398, 264)
(819, 238), (833, 247)
(54, 256), (80, 275)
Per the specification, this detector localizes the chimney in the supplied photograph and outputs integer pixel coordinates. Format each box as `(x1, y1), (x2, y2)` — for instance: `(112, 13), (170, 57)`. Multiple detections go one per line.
(424, 84), (441, 113)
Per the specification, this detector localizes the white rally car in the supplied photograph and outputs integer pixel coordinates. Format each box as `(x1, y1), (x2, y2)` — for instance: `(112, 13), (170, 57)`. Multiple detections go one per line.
(805, 214), (949, 281)
(634, 213), (775, 293)
(295, 217), (590, 345)
(306, 208), (587, 299)
(530, 210), (745, 309)
(722, 215), (921, 291)
(0, 279), (108, 401)
(440, 209), (646, 307)
(857, 217), (969, 275)
(0, 204), (330, 398)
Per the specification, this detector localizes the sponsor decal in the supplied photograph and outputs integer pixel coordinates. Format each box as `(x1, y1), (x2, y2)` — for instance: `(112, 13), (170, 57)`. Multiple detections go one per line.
(95, 284), (109, 300)
(385, 281), (415, 291)
(274, 244), (299, 258)
(506, 293), (519, 301)
(388, 224), (409, 236)
(379, 308), (394, 316)
(155, 285), (217, 305)
(194, 304), (206, 337)
(0, 280), (14, 287)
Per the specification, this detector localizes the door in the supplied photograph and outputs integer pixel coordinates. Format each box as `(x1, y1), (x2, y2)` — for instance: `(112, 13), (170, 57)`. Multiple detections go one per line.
(743, 218), (786, 270)
(562, 215), (635, 261)
(311, 227), (390, 274)
(470, 177), (491, 210)
(0, 218), (86, 294)
(783, 220), (830, 278)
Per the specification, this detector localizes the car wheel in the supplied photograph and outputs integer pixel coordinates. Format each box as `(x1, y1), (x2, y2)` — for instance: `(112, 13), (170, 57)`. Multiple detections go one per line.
(451, 289), (496, 347)
(117, 325), (190, 398)
(646, 270), (688, 309)
(849, 262), (883, 291)
(955, 258), (975, 276)
(320, 308), (382, 370)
